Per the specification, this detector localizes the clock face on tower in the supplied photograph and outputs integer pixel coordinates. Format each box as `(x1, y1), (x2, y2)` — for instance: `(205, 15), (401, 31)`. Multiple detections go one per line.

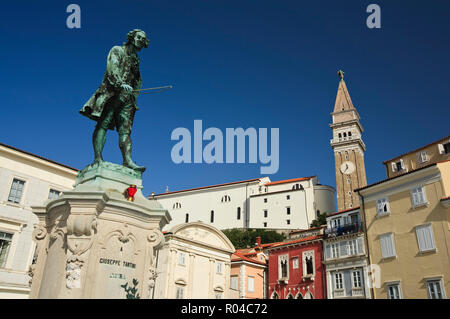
(340, 161), (355, 175)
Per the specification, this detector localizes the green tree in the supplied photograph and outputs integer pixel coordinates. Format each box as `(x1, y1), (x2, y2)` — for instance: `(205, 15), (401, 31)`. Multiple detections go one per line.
(222, 228), (285, 249)
(310, 212), (327, 228)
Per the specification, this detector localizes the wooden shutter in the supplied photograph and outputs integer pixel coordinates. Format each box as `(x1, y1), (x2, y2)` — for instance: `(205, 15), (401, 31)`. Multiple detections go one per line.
(391, 162), (397, 172)
(416, 224), (435, 251)
(357, 237), (364, 254)
(325, 244), (331, 260)
(380, 233), (395, 258)
(340, 241), (348, 257)
(438, 144), (445, 154)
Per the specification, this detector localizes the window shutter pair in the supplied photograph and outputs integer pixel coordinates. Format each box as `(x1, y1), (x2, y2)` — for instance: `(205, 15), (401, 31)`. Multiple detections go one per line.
(416, 224), (435, 252)
(411, 186), (427, 207)
(418, 151), (428, 163)
(376, 198), (389, 215)
(380, 233), (396, 258)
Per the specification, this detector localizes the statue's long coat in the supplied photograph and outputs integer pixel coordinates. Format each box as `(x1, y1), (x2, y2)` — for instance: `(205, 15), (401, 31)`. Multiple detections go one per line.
(80, 45), (142, 130)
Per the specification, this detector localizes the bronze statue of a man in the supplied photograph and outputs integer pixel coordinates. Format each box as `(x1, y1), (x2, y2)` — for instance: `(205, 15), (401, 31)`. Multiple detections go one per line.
(80, 29), (149, 172)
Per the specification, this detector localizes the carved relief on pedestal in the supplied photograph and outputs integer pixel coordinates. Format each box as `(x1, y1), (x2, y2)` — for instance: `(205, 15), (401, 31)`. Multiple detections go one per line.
(146, 228), (164, 297)
(65, 214), (98, 289)
(29, 223), (48, 286)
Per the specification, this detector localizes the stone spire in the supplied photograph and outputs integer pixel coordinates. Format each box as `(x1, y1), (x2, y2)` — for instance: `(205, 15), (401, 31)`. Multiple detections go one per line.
(333, 70), (357, 115)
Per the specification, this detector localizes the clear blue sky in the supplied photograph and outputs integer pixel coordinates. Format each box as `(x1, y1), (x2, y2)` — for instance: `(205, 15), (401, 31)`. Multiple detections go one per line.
(0, 1), (449, 197)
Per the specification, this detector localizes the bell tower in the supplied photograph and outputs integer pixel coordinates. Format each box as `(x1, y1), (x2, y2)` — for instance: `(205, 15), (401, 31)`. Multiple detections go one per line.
(330, 70), (367, 211)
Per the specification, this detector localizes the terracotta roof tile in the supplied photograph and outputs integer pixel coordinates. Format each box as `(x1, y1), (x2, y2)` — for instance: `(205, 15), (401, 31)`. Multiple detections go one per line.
(268, 235), (322, 249)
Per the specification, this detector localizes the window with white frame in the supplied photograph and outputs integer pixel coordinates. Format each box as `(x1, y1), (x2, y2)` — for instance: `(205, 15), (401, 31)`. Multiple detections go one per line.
(334, 273), (344, 290)
(178, 252), (186, 266)
(351, 270), (362, 288)
(292, 256), (299, 269)
(230, 276), (238, 290)
(376, 197), (390, 216)
(332, 218), (341, 228)
(411, 186), (427, 208)
(417, 151), (428, 164)
(248, 276), (255, 293)
(216, 262), (223, 274)
(215, 291), (223, 299)
(331, 243), (339, 259)
(348, 239), (357, 255)
(427, 279), (445, 299)
(380, 233), (396, 258)
(416, 224), (436, 253)
(278, 255), (289, 280)
(0, 232), (13, 268)
(8, 178), (25, 204)
(391, 159), (405, 172)
(302, 251), (314, 277)
(387, 283), (402, 299)
(48, 189), (61, 199)
(438, 142), (450, 155)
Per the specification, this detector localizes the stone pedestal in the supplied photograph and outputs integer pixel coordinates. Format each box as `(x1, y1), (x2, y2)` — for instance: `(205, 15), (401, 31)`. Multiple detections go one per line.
(29, 161), (171, 299)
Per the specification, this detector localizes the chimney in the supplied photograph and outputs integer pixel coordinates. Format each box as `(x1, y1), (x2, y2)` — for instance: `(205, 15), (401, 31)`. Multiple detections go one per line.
(165, 186), (169, 193)
(255, 236), (261, 246)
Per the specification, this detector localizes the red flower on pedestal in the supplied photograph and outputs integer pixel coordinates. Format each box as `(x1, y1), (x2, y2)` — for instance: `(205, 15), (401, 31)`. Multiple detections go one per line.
(124, 185), (137, 202)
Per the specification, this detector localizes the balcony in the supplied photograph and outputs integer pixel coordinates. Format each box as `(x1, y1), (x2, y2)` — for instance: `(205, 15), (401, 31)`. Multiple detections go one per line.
(325, 222), (363, 238)
(333, 290), (345, 298)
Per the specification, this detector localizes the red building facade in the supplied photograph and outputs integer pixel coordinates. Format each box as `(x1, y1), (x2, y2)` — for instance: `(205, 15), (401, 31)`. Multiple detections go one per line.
(267, 231), (326, 299)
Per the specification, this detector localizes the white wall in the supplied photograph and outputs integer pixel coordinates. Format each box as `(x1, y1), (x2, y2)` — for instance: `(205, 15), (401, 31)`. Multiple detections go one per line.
(156, 179), (268, 231)
(156, 177), (335, 231)
(0, 145), (77, 298)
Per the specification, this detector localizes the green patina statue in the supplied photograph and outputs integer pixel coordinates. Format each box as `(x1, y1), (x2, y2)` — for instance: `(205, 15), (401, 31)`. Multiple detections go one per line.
(80, 29), (149, 172)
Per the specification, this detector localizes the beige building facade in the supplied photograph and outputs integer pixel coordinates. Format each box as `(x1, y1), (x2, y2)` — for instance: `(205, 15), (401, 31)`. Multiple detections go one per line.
(153, 222), (235, 299)
(0, 143), (78, 298)
(357, 159), (450, 299)
(383, 135), (450, 179)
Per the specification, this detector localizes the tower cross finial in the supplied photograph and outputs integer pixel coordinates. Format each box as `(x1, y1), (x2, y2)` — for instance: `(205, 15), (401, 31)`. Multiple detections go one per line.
(337, 70), (344, 80)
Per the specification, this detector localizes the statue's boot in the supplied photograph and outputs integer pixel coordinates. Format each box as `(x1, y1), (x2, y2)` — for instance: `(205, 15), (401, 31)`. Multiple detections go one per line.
(119, 134), (146, 172)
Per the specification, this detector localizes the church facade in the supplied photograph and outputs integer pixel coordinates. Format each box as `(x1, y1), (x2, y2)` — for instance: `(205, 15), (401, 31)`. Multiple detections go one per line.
(153, 176), (335, 232)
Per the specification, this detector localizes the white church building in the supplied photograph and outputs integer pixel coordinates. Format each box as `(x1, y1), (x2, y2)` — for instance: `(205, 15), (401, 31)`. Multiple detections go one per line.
(152, 176), (335, 231)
